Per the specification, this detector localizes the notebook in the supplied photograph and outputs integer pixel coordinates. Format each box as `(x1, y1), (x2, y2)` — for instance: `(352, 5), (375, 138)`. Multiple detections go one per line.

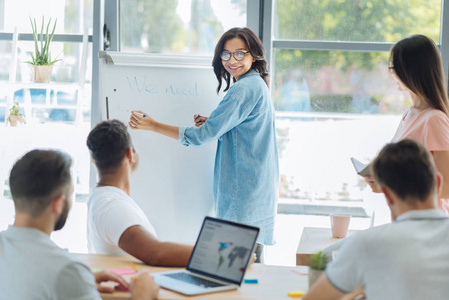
(350, 157), (371, 177)
(152, 216), (259, 296)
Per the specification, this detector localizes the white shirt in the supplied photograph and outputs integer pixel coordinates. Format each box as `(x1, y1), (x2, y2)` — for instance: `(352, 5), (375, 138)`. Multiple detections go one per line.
(0, 226), (100, 300)
(87, 186), (157, 255)
(326, 209), (449, 300)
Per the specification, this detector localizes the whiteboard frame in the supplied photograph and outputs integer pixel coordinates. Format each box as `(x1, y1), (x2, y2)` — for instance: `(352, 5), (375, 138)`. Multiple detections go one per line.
(99, 51), (215, 68)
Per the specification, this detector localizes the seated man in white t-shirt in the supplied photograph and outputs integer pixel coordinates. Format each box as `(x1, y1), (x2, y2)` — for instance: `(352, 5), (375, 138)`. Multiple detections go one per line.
(304, 139), (449, 300)
(86, 119), (193, 266)
(0, 149), (158, 300)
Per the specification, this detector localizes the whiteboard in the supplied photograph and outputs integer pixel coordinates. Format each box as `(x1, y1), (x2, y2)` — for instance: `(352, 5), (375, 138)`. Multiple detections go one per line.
(98, 51), (220, 244)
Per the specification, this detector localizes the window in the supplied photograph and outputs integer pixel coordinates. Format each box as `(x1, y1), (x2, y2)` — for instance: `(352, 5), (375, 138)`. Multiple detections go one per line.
(0, 0), (93, 198)
(275, 0), (441, 42)
(271, 0), (446, 219)
(120, 0), (246, 55)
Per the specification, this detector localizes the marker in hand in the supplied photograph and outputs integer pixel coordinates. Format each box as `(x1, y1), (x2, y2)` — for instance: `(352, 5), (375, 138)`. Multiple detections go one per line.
(134, 112), (146, 118)
(127, 110), (146, 118)
(195, 114), (204, 123)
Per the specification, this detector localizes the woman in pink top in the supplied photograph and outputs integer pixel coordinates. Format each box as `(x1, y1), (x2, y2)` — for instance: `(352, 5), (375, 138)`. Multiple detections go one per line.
(367, 35), (449, 212)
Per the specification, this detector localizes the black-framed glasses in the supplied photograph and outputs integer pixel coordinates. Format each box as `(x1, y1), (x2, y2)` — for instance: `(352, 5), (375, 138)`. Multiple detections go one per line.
(220, 51), (250, 61)
(388, 61), (395, 73)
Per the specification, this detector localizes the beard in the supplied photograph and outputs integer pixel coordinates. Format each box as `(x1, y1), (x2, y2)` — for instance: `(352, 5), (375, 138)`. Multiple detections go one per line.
(54, 197), (70, 231)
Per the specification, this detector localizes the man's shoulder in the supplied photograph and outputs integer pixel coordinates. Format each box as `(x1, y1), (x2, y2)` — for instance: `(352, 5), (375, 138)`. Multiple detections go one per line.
(88, 186), (130, 207)
(343, 223), (396, 247)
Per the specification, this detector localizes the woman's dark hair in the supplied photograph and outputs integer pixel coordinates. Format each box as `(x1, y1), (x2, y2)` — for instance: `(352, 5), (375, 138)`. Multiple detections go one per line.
(390, 35), (449, 116)
(212, 27), (269, 93)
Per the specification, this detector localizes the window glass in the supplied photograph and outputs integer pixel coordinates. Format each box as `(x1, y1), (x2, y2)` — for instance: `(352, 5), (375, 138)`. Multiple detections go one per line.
(120, 0), (247, 54)
(273, 49), (410, 114)
(275, 0), (441, 43)
(0, 0), (93, 34)
(13, 40), (89, 84)
(0, 0), (92, 198)
(0, 41), (12, 80)
(273, 49), (410, 205)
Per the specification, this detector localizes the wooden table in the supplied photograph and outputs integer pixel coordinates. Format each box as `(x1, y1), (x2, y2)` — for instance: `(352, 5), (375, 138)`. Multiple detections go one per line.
(296, 227), (358, 266)
(77, 254), (309, 300)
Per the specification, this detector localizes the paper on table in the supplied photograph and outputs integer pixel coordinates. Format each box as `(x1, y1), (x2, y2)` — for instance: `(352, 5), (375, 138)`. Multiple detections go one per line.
(350, 157), (371, 177)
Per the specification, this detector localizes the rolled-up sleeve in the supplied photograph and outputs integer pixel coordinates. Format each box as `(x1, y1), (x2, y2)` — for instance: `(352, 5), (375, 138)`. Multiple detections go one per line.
(179, 83), (258, 147)
(179, 126), (188, 145)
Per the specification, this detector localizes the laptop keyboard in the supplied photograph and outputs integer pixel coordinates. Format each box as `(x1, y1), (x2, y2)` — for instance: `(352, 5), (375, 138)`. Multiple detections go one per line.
(164, 272), (225, 288)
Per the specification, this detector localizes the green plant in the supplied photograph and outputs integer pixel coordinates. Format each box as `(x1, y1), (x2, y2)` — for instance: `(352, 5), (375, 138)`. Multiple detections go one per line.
(9, 100), (22, 116)
(310, 251), (329, 271)
(28, 16), (60, 66)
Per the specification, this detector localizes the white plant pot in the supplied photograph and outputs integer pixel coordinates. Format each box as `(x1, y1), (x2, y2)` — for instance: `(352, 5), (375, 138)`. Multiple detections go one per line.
(7, 115), (25, 127)
(308, 269), (324, 289)
(33, 65), (53, 83)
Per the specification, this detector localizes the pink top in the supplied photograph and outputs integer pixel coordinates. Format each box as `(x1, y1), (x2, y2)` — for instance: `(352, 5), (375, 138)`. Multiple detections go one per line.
(391, 108), (449, 151)
(391, 107), (449, 213)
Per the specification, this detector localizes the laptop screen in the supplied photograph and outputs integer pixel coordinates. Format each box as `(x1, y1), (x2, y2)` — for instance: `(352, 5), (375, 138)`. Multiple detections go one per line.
(187, 217), (259, 285)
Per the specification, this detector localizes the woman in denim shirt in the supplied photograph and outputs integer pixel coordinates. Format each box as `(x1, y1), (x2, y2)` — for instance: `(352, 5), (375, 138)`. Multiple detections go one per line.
(129, 27), (279, 260)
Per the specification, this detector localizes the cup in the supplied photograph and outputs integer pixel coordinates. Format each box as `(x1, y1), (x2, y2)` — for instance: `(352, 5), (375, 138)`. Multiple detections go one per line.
(330, 214), (351, 238)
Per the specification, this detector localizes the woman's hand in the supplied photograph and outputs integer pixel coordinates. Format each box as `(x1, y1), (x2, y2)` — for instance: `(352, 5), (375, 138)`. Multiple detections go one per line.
(342, 286), (365, 300)
(129, 111), (156, 131)
(194, 114), (208, 127)
(131, 272), (160, 300)
(364, 176), (382, 193)
(94, 270), (130, 293)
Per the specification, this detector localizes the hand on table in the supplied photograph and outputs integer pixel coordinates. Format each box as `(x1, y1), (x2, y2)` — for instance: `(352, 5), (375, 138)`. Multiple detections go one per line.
(129, 111), (156, 131)
(131, 271), (160, 300)
(194, 114), (208, 127)
(364, 176), (382, 193)
(94, 270), (130, 293)
(249, 253), (257, 265)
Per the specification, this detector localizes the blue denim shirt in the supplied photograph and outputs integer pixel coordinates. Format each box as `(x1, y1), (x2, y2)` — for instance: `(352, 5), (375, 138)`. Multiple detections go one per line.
(179, 69), (279, 245)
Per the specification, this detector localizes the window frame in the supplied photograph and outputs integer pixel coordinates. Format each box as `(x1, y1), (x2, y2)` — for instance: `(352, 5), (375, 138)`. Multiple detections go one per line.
(260, 0), (449, 90)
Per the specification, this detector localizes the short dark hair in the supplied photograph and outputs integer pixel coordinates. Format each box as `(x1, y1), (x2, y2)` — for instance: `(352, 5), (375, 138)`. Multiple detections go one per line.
(9, 149), (72, 216)
(371, 139), (436, 202)
(212, 27), (269, 93)
(87, 119), (133, 174)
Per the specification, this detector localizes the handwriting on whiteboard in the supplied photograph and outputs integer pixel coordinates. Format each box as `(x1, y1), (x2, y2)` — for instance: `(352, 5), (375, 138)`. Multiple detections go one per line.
(126, 75), (205, 97)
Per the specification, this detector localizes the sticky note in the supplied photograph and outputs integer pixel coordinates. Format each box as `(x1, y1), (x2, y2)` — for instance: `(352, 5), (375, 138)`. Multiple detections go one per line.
(244, 278), (258, 284)
(287, 291), (305, 298)
(108, 268), (136, 275)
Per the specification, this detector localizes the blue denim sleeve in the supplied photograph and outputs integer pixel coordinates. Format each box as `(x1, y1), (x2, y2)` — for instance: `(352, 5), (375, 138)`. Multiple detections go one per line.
(179, 84), (258, 147)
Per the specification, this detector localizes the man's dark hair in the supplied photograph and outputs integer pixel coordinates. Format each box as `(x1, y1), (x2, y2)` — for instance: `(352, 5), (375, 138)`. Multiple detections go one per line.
(9, 149), (72, 217)
(371, 139), (436, 202)
(87, 119), (133, 174)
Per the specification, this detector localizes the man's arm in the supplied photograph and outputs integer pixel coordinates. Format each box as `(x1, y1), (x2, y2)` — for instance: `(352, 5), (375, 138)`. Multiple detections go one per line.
(303, 273), (345, 300)
(119, 225), (193, 267)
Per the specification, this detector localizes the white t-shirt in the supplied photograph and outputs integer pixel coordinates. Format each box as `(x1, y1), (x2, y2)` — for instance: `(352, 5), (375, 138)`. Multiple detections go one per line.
(326, 209), (449, 300)
(0, 226), (100, 300)
(87, 186), (157, 255)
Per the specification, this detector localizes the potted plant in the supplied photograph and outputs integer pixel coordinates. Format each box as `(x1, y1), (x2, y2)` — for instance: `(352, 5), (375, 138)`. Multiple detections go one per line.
(28, 16), (60, 83)
(308, 251), (329, 288)
(7, 100), (25, 127)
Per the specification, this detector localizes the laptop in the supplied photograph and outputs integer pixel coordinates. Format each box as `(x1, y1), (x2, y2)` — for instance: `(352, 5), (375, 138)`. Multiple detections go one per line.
(152, 216), (259, 296)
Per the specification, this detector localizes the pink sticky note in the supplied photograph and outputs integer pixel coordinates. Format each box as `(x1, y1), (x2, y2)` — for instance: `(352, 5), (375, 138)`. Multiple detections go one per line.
(108, 268), (136, 275)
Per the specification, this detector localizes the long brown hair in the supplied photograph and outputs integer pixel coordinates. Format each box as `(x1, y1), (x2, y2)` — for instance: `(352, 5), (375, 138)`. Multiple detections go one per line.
(212, 27), (269, 94)
(390, 35), (449, 116)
